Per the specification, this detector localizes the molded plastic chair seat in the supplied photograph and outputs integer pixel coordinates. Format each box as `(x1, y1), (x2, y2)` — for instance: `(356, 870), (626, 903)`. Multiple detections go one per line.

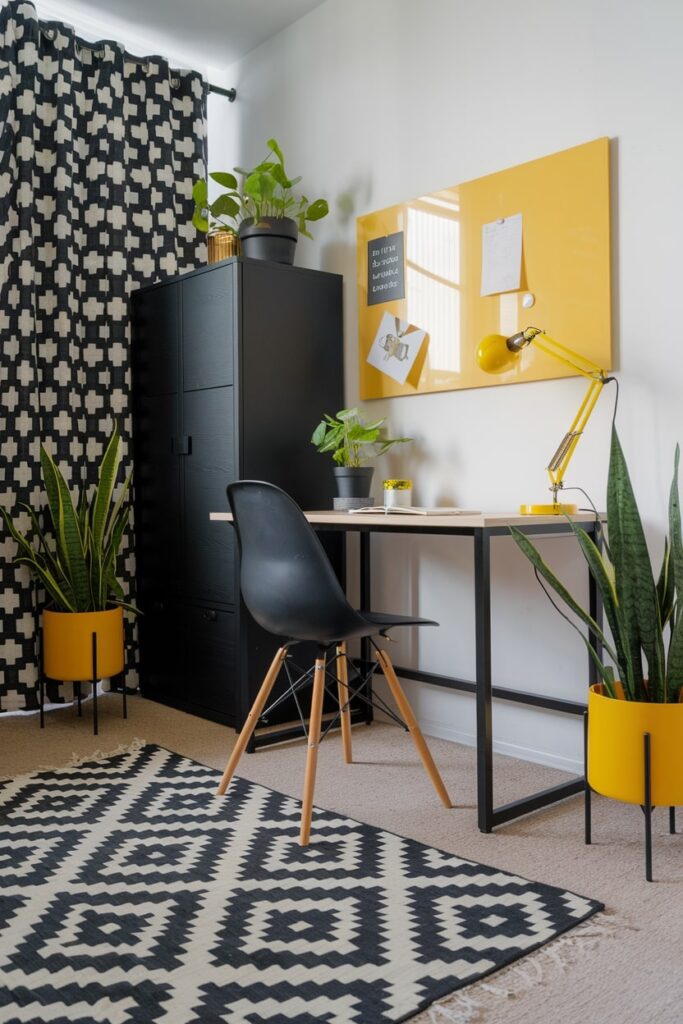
(216, 481), (453, 845)
(359, 610), (438, 633)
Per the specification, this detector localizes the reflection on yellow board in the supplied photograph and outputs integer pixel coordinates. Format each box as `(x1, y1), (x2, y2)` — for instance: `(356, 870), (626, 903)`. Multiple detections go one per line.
(356, 137), (611, 400)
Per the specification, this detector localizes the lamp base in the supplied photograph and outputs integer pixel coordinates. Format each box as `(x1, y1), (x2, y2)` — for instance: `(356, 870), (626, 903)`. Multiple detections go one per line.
(520, 502), (578, 516)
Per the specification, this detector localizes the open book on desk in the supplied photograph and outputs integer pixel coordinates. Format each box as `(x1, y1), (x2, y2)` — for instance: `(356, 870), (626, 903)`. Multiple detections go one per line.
(347, 506), (480, 516)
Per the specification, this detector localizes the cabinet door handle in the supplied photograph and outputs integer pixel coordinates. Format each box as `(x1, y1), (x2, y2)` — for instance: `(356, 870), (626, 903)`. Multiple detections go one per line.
(203, 609), (217, 622)
(175, 435), (192, 456)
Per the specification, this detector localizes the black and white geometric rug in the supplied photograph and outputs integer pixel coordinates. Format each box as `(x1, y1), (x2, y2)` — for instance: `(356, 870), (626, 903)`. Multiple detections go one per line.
(0, 745), (602, 1023)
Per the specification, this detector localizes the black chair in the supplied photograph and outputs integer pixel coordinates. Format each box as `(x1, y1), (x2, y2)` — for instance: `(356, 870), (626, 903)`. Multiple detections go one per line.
(217, 481), (453, 845)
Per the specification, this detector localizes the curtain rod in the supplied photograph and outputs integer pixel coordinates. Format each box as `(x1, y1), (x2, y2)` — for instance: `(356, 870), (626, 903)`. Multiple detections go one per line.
(209, 85), (237, 102)
(39, 24), (237, 101)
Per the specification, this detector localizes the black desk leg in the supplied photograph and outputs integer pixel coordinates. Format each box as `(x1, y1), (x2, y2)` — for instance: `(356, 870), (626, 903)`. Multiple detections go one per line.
(474, 528), (493, 833)
(360, 532), (373, 723)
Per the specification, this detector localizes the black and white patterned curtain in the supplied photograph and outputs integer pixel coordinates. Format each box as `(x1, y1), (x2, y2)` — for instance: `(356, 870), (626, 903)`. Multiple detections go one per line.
(0, 1), (207, 710)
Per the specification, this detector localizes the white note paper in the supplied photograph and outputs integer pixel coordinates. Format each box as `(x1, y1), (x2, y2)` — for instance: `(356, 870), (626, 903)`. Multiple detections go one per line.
(480, 213), (523, 296)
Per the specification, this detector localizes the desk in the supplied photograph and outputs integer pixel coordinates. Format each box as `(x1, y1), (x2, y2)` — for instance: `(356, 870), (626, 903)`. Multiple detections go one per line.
(210, 509), (603, 832)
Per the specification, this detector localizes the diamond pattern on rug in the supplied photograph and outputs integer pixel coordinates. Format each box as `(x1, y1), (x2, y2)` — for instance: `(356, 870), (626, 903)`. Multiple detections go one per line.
(8, 888), (203, 974)
(77, 826), (235, 887)
(0, 745), (603, 1024)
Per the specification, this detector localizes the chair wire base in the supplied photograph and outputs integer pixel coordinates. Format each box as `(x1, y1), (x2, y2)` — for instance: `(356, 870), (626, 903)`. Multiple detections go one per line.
(258, 641), (408, 744)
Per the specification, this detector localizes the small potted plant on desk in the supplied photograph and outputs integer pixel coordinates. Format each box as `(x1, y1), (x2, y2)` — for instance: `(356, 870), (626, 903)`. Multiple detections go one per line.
(311, 407), (412, 510)
(510, 424), (683, 880)
(1, 425), (138, 735)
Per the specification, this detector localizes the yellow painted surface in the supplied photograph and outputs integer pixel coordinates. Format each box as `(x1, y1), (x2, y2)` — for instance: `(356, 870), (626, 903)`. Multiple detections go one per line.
(43, 607), (125, 681)
(587, 684), (683, 806)
(519, 503), (578, 515)
(357, 137), (611, 399)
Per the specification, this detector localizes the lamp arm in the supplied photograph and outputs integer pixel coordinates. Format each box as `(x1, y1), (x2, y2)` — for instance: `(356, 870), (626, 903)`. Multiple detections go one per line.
(532, 331), (605, 380)
(545, 376), (605, 501)
(521, 329), (609, 505)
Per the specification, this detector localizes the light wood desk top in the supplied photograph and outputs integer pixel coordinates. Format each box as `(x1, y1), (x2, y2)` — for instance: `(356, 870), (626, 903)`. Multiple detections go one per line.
(210, 510), (600, 530)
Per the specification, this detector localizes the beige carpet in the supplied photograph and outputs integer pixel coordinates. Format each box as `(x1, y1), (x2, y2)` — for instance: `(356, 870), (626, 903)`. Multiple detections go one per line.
(2, 693), (682, 1024)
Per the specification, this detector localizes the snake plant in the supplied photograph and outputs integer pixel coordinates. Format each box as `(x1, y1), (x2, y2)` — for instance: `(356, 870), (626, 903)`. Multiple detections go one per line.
(510, 425), (682, 702)
(1, 425), (137, 614)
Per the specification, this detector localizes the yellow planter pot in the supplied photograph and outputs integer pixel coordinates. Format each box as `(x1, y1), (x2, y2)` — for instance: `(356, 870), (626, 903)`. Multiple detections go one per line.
(587, 683), (683, 806)
(42, 607), (124, 681)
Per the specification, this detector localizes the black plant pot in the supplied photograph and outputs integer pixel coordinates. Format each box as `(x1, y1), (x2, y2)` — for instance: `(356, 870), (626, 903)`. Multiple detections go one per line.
(333, 466), (374, 499)
(238, 216), (298, 265)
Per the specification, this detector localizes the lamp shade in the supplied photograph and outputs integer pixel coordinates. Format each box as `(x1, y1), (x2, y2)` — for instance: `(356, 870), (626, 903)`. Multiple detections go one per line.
(476, 334), (520, 374)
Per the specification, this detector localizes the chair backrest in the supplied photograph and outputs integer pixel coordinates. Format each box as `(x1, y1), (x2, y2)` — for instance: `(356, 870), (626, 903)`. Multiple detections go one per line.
(227, 481), (367, 643)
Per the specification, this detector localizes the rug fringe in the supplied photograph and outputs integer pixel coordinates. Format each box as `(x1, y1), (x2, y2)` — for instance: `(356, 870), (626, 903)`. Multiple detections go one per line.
(0, 737), (147, 782)
(412, 912), (632, 1024)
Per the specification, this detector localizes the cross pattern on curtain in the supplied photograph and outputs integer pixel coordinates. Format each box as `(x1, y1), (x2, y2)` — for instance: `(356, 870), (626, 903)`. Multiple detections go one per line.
(0, 1), (208, 710)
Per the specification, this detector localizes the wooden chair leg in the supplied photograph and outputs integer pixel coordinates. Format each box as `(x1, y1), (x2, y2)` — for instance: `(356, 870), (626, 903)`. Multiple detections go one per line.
(376, 648), (453, 809)
(216, 646), (287, 796)
(299, 651), (327, 846)
(336, 643), (353, 764)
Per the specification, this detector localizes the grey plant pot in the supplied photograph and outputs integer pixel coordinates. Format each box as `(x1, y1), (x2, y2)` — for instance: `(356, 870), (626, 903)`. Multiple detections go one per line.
(333, 466), (374, 499)
(238, 216), (298, 265)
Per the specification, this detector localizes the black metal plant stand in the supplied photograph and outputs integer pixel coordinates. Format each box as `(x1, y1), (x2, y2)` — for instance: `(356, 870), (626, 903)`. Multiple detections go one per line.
(40, 630), (127, 737)
(584, 714), (678, 882)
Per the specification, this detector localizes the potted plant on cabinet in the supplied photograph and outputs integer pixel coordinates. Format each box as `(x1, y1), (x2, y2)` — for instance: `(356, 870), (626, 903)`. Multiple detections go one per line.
(235, 137), (329, 264)
(1, 425), (137, 733)
(510, 424), (683, 879)
(311, 407), (412, 509)
(194, 138), (329, 265)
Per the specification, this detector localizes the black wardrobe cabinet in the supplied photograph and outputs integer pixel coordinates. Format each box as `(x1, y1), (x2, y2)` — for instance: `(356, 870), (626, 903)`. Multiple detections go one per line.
(130, 257), (343, 728)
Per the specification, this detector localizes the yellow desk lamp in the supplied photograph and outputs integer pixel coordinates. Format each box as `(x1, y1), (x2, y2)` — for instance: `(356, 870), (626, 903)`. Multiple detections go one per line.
(476, 327), (611, 516)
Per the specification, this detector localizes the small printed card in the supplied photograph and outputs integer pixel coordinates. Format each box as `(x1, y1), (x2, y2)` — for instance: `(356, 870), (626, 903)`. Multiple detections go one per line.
(366, 312), (427, 385)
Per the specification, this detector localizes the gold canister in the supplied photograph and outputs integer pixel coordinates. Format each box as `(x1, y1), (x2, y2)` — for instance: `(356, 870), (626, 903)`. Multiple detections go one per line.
(208, 231), (240, 264)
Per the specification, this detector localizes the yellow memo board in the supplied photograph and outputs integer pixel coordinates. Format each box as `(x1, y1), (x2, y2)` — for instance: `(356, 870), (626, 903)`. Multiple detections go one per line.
(356, 137), (611, 400)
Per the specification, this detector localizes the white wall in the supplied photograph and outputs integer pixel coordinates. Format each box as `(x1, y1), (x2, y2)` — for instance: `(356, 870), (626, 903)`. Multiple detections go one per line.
(212, 0), (683, 771)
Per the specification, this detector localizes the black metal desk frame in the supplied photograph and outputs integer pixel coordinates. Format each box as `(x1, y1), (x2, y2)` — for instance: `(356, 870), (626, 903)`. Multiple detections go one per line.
(311, 515), (602, 833)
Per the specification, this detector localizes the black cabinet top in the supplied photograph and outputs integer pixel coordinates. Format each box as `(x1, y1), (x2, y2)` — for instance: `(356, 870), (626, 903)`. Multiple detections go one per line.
(132, 256), (342, 296)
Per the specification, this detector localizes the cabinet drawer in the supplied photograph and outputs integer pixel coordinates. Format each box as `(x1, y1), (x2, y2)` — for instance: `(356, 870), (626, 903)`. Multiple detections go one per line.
(182, 267), (234, 391)
(134, 394), (182, 595)
(183, 386), (236, 605)
(131, 286), (179, 397)
(182, 605), (237, 717)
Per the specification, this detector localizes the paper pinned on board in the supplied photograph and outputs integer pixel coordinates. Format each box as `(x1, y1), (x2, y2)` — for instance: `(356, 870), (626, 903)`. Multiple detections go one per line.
(480, 213), (523, 296)
(366, 312), (427, 385)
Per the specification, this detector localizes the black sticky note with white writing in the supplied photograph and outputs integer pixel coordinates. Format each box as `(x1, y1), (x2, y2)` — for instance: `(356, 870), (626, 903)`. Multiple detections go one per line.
(367, 231), (405, 305)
